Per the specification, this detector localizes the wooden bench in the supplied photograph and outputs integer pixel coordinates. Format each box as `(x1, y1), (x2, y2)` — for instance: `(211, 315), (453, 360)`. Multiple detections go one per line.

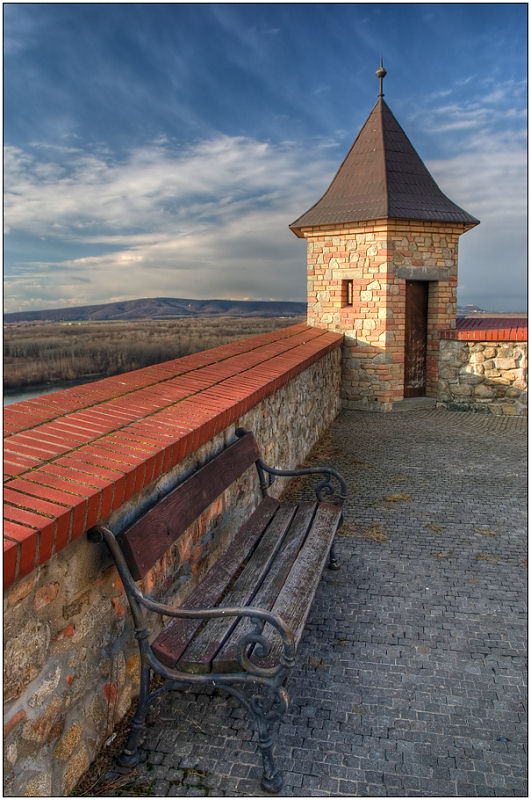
(89, 427), (346, 793)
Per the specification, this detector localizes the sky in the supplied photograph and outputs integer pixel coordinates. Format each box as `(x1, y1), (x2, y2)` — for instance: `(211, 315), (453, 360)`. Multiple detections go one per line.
(4, 2), (528, 313)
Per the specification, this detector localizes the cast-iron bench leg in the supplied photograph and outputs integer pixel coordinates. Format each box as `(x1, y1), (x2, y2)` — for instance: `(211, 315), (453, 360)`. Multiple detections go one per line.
(250, 692), (284, 794)
(118, 664), (151, 768)
(328, 540), (340, 570)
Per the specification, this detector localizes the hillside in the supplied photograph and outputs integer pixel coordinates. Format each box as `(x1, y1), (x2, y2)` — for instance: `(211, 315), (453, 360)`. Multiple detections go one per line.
(4, 297), (307, 324)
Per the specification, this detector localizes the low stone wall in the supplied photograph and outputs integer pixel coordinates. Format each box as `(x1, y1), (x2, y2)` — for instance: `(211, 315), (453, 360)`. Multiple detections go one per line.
(438, 339), (527, 415)
(3, 325), (342, 797)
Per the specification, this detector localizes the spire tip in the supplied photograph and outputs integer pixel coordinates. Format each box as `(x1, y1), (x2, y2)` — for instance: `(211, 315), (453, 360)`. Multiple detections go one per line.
(376, 58), (387, 98)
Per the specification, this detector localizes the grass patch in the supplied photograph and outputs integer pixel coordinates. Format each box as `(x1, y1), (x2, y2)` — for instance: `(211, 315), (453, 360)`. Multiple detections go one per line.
(339, 522), (387, 542)
(383, 494), (412, 503)
(307, 656), (328, 669)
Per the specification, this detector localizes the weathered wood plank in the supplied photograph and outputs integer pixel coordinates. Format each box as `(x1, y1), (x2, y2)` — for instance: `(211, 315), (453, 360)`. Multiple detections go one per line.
(176, 504), (298, 673)
(256, 503), (342, 669)
(151, 495), (279, 667)
(118, 431), (261, 578)
(212, 502), (318, 672)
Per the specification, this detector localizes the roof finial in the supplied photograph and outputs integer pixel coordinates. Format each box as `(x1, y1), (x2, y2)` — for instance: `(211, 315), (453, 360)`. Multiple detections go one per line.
(376, 57), (387, 98)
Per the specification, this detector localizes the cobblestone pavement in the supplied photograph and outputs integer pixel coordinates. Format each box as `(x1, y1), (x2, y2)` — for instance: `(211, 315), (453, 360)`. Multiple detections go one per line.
(88, 409), (527, 797)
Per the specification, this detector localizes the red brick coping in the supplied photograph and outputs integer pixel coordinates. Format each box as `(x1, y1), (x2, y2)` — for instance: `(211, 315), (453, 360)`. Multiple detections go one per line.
(440, 317), (528, 342)
(3, 324), (342, 590)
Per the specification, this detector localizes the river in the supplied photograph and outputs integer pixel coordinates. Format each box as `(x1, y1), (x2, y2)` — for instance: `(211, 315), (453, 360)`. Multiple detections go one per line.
(3, 378), (97, 406)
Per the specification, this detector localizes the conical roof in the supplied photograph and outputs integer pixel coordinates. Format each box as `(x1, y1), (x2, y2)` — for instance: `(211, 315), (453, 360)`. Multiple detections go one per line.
(290, 98), (479, 236)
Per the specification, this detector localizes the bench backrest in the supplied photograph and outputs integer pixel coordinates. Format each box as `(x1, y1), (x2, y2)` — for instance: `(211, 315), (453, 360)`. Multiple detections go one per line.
(116, 430), (261, 579)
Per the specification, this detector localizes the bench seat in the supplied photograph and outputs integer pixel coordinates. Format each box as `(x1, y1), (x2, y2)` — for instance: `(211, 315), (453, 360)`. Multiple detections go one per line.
(152, 497), (342, 673)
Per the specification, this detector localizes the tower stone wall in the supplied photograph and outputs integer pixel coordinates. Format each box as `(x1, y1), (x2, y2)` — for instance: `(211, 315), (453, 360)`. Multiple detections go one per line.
(303, 218), (468, 411)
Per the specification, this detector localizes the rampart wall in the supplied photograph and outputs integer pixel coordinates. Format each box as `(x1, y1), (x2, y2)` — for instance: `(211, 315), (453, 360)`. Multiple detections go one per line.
(438, 323), (527, 415)
(3, 323), (342, 797)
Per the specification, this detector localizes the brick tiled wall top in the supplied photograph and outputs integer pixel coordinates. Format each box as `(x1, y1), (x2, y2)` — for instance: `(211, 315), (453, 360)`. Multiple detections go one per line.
(3, 324), (343, 590)
(441, 318), (527, 342)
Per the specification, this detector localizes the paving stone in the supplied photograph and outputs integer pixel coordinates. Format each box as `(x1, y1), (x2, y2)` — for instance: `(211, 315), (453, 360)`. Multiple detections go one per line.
(83, 409), (527, 796)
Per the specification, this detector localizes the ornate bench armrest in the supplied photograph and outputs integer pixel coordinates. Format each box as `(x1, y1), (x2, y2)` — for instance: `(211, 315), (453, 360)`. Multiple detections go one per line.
(258, 462), (347, 505)
(235, 428), (347, 505)
(89, 524), (295, 677)
(141, 595), (296, 677)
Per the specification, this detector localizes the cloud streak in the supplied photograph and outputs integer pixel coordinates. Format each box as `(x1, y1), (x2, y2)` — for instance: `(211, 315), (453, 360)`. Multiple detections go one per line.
(4, 135), (334, 311)
(4, 94), (527, 313)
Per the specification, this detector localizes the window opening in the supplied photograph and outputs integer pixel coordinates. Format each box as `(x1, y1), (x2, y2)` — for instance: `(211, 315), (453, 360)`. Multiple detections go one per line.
(342, 280), (354, 307)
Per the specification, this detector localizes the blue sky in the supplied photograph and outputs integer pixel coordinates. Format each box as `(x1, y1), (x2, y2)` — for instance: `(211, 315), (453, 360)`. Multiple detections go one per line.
(4, 3), (527, 312)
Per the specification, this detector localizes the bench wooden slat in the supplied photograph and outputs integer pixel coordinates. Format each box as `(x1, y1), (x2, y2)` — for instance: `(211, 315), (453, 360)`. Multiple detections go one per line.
(256, 503), (342, 669)
(151, 495), (279, 667)
(176, 504), (298, 673)
(212, 502), (318, 672)
(117, 431), (261, 579)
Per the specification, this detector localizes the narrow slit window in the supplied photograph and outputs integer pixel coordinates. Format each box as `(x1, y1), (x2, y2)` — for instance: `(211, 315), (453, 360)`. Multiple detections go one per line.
(343, 280), (354, 307)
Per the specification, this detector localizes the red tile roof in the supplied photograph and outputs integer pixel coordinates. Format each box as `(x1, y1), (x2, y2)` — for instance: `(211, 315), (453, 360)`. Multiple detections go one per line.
(440, 318), (527, 341)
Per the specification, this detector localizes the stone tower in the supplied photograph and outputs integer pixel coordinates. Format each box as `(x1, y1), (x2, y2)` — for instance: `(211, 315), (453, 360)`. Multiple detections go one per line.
(290, 64), (479, 411)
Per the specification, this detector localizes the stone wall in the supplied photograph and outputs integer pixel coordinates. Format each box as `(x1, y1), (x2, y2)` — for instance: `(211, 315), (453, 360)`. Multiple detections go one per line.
(438, 339), (527, 415)
(3, 328), (342, 797)
(302, 218), (469, 410)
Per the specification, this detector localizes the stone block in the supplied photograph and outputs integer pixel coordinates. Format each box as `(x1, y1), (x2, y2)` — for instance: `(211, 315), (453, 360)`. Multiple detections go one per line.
(34, 582), (60, 611)
(62, 746), (89, 795)
(8, 576), (35, 607)
(501, 369), (523, 381)
(459, 373), (484, 385)
(362, 319), (376, 331)
(439, 366), (459, 380)
(4, 710), (27, 738)
(450, 384), (473, 397)
(23, 773), (52, 797)
(4, 620), (51, 702)
(495, 358), (517, 370)
(55, 723), (83, 761)
(22, 697), (63, 744)
(28, 667), (61, 707)
(473, 384), (496, 399)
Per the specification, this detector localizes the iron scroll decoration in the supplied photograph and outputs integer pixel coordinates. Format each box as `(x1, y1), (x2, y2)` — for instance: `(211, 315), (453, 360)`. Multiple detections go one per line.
(234, 427), (347, 506)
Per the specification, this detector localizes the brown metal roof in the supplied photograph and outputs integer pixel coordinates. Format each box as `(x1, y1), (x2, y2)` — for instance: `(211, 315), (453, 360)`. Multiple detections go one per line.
(290, 99), (479, 236)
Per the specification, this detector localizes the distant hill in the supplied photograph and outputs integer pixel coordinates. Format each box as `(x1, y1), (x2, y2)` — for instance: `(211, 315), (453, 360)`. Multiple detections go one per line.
(4, 297), (307, 323)
(457, 304), (527, 317)
(457, 304), (486, 315)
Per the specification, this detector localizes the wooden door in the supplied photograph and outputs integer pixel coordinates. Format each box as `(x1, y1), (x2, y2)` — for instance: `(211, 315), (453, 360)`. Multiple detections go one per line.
(404, 281), (428, 397)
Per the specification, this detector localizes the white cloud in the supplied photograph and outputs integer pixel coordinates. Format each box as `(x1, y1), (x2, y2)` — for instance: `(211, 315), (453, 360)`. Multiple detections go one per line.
(4, 118), (527, 313)
(4, 135), (333, 311)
